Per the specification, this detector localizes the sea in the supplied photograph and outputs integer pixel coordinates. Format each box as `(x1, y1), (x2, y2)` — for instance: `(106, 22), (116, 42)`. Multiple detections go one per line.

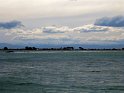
(0, 51), (124, 93)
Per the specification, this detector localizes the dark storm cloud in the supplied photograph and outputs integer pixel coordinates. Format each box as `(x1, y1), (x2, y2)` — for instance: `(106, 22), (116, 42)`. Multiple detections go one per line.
(0, 21), (23, 29)
(94, 16), (124, 27)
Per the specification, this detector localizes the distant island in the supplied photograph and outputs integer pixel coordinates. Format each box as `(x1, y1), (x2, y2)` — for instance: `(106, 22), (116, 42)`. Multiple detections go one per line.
(0, 46), (124, 52)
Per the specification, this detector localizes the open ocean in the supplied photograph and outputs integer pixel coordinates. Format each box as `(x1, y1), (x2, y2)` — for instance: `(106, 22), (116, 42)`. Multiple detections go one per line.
(0, 51), (124, 93)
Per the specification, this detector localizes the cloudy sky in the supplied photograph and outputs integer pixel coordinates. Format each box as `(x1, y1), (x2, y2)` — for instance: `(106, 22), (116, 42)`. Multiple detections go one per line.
(0, 0), (124, 48)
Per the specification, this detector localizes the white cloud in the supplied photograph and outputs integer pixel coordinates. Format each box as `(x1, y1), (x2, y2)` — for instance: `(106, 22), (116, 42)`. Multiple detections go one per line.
(73, 24), (110, 32)
(42, 26), (72, 33)
(1, 24), (124, 45)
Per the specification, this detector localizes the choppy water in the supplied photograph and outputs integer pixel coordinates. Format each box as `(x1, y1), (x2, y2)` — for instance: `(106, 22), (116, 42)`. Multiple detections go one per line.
(0, 51), (124, 93)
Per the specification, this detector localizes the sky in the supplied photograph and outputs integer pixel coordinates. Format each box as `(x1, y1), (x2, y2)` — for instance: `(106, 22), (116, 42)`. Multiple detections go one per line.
(0, 0), (124, 48)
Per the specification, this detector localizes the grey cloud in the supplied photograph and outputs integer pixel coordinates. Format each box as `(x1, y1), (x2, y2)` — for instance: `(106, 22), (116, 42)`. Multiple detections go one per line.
(42, 27), (63, 33)
(42, 26), (71, 33)
(95, 16), (124, 27)
(0, 21), (24, 29)
(73, 25), (109, 32)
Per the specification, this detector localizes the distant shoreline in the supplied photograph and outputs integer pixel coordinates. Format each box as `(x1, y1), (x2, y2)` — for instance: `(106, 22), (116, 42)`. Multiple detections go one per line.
(0, 49), (124, 53)
(0, 46), (124, 52)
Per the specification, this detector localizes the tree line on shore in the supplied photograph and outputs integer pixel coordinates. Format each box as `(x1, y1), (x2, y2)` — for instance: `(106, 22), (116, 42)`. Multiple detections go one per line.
(1, 46), (124, 51)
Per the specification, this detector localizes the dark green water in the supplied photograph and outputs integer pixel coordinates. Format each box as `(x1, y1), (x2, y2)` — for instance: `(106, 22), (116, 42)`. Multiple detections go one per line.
(0, 51), (124, 93)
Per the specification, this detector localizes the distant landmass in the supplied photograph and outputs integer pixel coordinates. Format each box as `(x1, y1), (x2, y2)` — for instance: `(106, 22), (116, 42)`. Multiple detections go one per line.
(0, 43), (124, 49)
